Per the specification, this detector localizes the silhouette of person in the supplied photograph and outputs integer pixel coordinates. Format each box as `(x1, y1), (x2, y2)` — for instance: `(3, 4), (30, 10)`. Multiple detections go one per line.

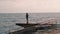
(26, 13), (28, 24)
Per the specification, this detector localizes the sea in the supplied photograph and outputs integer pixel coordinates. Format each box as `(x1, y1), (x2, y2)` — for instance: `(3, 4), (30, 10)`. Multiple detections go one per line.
(0, 13), (60, 34)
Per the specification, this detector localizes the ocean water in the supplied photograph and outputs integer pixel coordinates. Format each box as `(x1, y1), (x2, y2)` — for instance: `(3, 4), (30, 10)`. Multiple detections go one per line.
(0, 13), (60, 34)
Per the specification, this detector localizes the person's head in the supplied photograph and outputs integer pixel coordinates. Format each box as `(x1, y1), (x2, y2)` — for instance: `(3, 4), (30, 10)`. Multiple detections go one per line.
(26, 13), (28, 14)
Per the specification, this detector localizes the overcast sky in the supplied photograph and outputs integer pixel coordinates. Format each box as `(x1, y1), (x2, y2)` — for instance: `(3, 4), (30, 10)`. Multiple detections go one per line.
(0, 0), (60, 13)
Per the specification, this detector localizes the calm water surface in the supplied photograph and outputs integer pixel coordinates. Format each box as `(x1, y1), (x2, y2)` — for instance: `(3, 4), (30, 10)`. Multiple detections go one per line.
(0, 13), (60, 34)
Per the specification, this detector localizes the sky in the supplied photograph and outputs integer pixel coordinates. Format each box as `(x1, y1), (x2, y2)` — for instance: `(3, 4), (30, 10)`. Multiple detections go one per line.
(0, 0), (60, 13)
